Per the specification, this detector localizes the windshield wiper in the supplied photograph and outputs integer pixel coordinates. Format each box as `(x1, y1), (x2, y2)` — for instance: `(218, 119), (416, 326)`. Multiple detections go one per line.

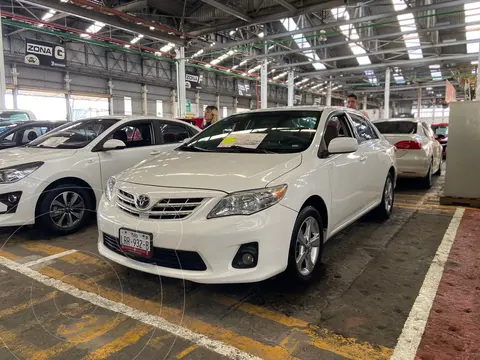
(223, 145), (276, 154)
(177, 144), (212, 152)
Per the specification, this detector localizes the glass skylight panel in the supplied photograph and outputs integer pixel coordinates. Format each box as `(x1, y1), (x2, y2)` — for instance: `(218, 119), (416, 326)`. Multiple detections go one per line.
(159, 43), (175, 52)
(210, 50), (236, 65)
(391, 0), (423, 59)
(273, 71), (288, 80)
(280, 18), (326, 70)
(130, 34), (144, 44)
(429, 65), (442, 80)
(192, 49), (204, 58)
(80, 21), (105, 38)
(464, 3), (480, 53)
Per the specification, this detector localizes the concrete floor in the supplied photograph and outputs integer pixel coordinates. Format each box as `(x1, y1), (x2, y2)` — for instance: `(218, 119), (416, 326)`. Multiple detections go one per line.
(0, 174), (459, 360)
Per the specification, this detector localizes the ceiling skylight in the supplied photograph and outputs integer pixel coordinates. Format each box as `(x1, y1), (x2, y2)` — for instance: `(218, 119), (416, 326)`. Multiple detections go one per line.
(429, 64), (442, 80)
(159, 43), (175, 53)
(391, 0), (423, 59)
(280, 18), (326, 71)
(464, 3), (480, 53)
(273, 71), (288, 80)
(130, 34), (144, 45)
(210, 49), (236, 65)
(37, 9), (55, 27)
(80, 21), (105, 38)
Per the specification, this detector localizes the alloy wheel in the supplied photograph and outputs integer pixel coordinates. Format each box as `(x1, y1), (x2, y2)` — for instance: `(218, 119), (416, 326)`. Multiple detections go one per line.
(384, 177), (394, 213)
(49, 191), (85, 229)
(295, 216), (321, 276)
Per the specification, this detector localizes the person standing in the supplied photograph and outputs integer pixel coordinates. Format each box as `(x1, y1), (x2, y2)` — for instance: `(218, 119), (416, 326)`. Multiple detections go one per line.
(346, 94), (369, 118)
(203, 105), (219, 128)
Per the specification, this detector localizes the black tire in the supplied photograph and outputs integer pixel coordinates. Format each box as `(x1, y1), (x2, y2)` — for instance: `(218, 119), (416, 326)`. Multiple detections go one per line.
(435, 158), (442, 176)
(372, 173), (395, 221)
(37, 183), (94, 235)
(420, 161), (433, 189)
(286, 206), (323, 283)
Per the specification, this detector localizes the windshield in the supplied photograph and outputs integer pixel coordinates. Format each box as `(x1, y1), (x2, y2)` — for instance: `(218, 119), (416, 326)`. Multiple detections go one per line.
(0, 111), (30, 121)
(374, 121), (417, 134)
(27, 118), (119, 149)
(0, 123), (19, 137)
(179, 111), (322, 154)
(432, 125), (448, 136)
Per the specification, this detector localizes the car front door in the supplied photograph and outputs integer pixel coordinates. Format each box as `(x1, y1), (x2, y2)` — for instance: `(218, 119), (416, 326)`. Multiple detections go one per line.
(97, 120), (164, 186)
(322, 111), (365, 231)
(348, 112), (385, 209)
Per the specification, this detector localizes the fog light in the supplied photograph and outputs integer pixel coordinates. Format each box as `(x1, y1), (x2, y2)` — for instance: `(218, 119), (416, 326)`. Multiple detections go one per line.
(232, 242), (258, 269)
(7, 194), (18, 204)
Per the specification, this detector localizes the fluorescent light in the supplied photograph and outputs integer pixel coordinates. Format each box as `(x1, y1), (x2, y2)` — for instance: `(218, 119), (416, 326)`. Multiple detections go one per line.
(268, 44), (275, 50)
(160, 43), (175, 52)
(239, 60), (248, 66)
(429, 64), (440, 69)
(232, 65), (239, 70)
(41, 9), (55, 21)
(210, 42), (216, 47)
(427, 87), (433, 90)
(280, 18), (326, 71)
(273, 71), (288, 80)
(391, 1), (423, 59)
(205, 64), (212, 68)
(242, 72), (247, 76)
(84, 21), (105, 37)
(192, 49), (204, 58)
(130, 35), (143, 44)
(124, 44), (131, 48)
(229, 30), (236, 36)
(258, 32), (264, 38)
(247, 64), (262, 73)
(464, 3), (480, 53)
(150, 26), (155, 30)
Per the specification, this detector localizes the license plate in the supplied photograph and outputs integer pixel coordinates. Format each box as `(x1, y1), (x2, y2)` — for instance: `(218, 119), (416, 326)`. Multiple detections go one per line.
(119, 229), (152, 258)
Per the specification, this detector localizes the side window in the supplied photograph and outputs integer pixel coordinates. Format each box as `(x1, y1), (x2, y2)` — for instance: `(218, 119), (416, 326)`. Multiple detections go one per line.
(322, 113), (354, 150)
(110, 122), (154, 148)
(350, 113), (378, 143)
(161, 123), (189, 144)
(21, 126), (49, 144)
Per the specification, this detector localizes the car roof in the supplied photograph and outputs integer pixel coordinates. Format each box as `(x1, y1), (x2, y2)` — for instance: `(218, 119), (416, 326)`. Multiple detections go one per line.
(0, 120), (66, 126)
(229, 106), (367, 117)
(69, 116), (199, 129)
(374, 118), (420, 123)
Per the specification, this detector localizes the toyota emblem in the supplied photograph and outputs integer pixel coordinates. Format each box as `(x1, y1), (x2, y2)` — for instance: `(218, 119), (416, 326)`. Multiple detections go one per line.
(136, 194), (150, 210)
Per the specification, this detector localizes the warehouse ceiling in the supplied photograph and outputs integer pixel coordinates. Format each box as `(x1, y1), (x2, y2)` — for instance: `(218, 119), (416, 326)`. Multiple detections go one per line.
(1, 0), (479, 103)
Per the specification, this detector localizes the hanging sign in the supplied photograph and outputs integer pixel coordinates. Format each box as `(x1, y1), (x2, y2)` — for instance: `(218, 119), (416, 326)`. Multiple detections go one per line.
(25, 39), (66, 68)
(445, 80), (456, 104)
(185, 70), (203, 90)
(238, 80), (252, 97)
(294, 94), (302, 105)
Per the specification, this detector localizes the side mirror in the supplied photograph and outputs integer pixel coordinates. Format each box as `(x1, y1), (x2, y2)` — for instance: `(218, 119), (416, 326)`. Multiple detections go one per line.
(103, 139), (126, 150)
(328, 137), (358, 154)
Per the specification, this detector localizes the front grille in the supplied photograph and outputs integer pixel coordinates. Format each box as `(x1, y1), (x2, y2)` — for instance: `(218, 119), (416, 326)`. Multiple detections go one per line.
(116, 189), (205, 220)
(103, 233), (207, 271)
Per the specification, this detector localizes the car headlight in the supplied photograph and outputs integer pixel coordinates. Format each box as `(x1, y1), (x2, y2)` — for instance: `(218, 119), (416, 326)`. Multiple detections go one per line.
(105, 176), (116, 201)
(0, 162), (44, 184)
(207, 184), (288, 219)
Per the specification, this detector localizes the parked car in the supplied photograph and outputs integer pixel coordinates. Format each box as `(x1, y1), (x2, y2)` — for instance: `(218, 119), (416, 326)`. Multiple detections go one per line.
(431, 122), (448, 158)
(0, 121), (67, 150)
(97, 107), (396, 284)
(374, 118), (442, 188)
(0, 109), (37, 122)
(177, 117), (204, 129)
(0, 116), (199, 233)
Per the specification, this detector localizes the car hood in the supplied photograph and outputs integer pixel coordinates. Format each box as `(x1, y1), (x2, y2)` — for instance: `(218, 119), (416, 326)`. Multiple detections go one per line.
(0, 147), (77, 168)
(117, 150), (302, 193)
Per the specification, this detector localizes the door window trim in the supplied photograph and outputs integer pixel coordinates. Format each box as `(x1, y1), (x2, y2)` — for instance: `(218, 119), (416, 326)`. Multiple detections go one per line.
(347, 111), (379, 143)
(318, 110), (355, 158)
(158, 121), (192, 144)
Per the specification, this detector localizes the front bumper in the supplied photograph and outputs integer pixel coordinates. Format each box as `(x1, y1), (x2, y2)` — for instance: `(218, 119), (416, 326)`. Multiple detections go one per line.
(0, 177), (44, 227)
(97, 184), (298, 284)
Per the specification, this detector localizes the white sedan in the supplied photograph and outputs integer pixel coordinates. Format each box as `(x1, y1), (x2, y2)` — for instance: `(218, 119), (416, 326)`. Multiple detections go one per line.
(373, 119), (442, 188)
(97, 107), (396, 284)
(0, 116), (199, 233)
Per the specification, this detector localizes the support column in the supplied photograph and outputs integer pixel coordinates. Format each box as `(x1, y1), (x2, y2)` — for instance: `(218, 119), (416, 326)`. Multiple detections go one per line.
(326, 81), (332, 107)
(0, 18), (6, 109)
(233, 97), (238, 114)
(249, 98), (255, 110)
(260, 53), (268, 109)
(432, 97), (436, 123)
(287, 70), (294, 107)
(171, 89), (177, 119)
(64, 72), (72, 121)
(362, 94), (367, 111)
(176, 47), (186, 118)
(216, 94), (220, 114)
(384, 67), (391, 119)
(417, 87), (422, 120)
(108, 79), (114, 115)
(195, 91), (201, 117)
(141, 84), (148, 115)
(11, 64), (19, 109)
(476, 50), (480, 100)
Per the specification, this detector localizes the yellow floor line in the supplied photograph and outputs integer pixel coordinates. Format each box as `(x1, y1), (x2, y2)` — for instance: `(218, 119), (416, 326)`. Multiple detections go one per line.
(29, 314), (128, 360)
(0, 249), (20, 260)
(20, 243), (106, 267)
(36, 266), (299, 360)
(81, 323), (152, 360)
(0, 291), (57, 318)
(176, 344), (198, 359)
(0, 325), (40, 359)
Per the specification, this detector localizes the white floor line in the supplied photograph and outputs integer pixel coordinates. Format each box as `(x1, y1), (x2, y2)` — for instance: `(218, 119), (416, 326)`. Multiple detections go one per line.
(390, 207), (465, 360)
(22, 249), (78, 268)
(0, 255), (260, 360)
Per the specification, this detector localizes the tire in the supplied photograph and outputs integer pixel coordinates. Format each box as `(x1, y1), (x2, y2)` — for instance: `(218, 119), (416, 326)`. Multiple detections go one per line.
(37, 183), (94, 235)
(372, 173), (394, 221)
(286, 206), (323, 283)
(420, 161), (433, 189)
(435, 158), (442, 176)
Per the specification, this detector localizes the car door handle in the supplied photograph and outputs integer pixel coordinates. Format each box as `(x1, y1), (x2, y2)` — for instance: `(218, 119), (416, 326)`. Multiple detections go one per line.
(150, 150), (161, 155)
(359, 155), (367, 163)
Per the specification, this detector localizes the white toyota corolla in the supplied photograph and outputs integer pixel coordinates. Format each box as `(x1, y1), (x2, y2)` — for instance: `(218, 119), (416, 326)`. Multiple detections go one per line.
(98, 107), (397, 284)
(0, 116), (199, 233)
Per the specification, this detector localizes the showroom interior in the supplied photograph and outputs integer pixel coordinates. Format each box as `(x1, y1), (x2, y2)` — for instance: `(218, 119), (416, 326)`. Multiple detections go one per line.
(0, 0), (479, 359)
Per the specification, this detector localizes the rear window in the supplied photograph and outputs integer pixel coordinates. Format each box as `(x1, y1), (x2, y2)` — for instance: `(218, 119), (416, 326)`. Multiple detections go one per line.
(374, 121), (417, 134)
